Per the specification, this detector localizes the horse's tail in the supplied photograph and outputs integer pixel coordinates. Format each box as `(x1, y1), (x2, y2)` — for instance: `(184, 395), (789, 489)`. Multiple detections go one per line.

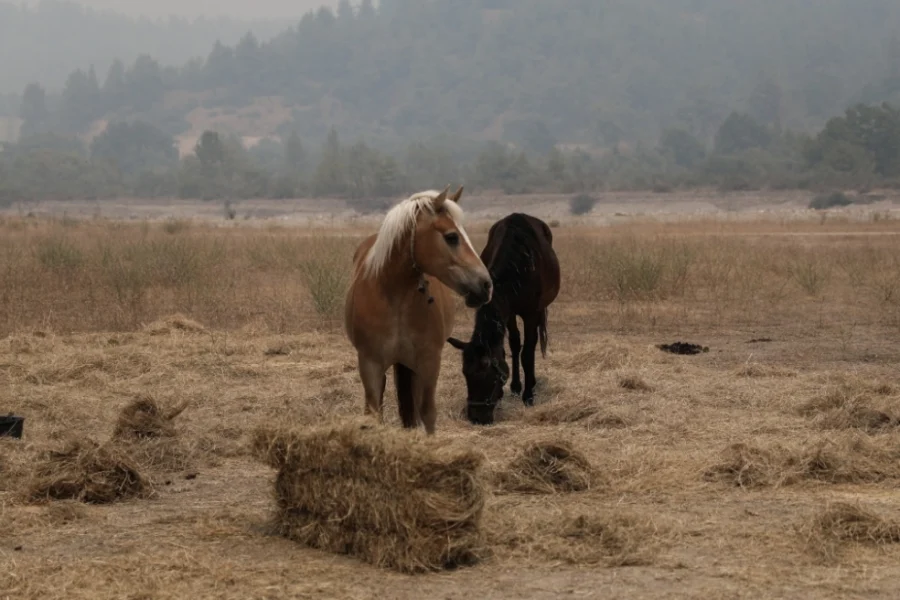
(538, 307), (549, 359)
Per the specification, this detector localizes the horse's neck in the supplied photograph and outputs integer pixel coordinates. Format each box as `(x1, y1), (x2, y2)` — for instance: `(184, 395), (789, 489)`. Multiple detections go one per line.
(373, 233), (421, 297)
(472, 300), (507, 348)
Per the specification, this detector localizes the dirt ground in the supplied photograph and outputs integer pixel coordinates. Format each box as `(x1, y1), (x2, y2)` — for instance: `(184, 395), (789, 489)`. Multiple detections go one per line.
(3, 194), (900, 599)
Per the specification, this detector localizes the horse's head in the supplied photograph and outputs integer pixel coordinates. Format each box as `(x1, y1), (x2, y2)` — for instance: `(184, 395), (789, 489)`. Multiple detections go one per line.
(414, 187), (493, 307)
(447, 336), (509, 425)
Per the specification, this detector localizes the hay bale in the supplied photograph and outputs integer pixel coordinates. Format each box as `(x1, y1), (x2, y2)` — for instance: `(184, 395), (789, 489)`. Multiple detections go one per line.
(496, 440), (594, 494)
(252, 419), (487, 574)
(26, 439), (146, 504)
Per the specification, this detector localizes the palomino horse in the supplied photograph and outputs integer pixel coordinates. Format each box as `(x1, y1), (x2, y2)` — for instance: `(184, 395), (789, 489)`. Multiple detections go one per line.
(344, 187), (493, 434)
(447, 213), (560, 425)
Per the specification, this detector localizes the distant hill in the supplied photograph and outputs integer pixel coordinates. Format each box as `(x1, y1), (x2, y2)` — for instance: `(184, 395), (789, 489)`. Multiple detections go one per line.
(13, 0), (900, 150)
(0, 0), (292, 93)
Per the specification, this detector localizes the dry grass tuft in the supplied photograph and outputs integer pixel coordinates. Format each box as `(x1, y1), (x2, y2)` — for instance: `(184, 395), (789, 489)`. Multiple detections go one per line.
(251, 418), (487, 574)
(26, 439), (147, 504)
(617, 372), (654, 392)
(736, 364), (798, 378)
(487, 507), (662, 566)
(144, 314), (208, 335)
(705, 435), (900, 488)
(798, 382), (899, 433)
(525, 397), (632, 430)
(496, 440), (595, 494)
(801, 502), (900, 561)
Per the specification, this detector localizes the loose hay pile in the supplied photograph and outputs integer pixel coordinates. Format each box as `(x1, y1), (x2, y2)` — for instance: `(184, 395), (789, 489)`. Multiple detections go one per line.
(496, 440), (595, 494)
(112, 396), (193, 473)
(252, 419), (487, 574)
(704, 435), (900, 488)
(802, 502), (900, 561)
(26, 439), (146, 504)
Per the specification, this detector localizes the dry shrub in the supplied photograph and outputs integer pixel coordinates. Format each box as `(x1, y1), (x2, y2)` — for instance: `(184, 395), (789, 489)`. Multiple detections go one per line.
(144, 314), (207, 335)
(496, 441), (595, 494)
(26, 439), (147, 504)
(251, 418), (487, 574)
(802, 502), (900, 562)
(704, 435), (900, 488)
(487, 507), (660, 566)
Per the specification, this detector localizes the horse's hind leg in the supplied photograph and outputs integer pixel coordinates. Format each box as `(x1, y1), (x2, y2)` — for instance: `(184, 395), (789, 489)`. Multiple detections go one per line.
(358, 353), (386, 421)
(521, 316), (539, 406)
(507, 315), (522, 396)
(394, 363), (417, 429)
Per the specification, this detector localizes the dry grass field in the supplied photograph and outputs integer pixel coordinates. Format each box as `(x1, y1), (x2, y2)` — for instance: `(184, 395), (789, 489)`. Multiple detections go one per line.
(4, 197), (900, 598)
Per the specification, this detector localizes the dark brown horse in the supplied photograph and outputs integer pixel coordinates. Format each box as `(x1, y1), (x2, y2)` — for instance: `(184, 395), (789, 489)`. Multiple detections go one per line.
(447, 213), (560, 425)
(344, 187), (493, 435)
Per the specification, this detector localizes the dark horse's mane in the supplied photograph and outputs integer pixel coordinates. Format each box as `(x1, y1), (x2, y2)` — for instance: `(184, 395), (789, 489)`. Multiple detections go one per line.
(470, 213), (544, 350)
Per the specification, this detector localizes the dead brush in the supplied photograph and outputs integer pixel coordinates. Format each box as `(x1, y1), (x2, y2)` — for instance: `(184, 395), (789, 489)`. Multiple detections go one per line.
(801, 502), (900, 562)
(251, 418), (488, 574)
(495, 440), (596, 494)
(26, 439), (147, 504)
(704, 435), (900, 488)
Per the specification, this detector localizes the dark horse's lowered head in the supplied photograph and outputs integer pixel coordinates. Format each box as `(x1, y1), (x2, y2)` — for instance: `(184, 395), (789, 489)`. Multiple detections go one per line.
(447, 213), (560, 425)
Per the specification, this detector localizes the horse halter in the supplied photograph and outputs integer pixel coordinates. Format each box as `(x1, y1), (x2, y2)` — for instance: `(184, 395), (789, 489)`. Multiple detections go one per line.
(409, 228), (435, 304)
(467, 357), (509, 409)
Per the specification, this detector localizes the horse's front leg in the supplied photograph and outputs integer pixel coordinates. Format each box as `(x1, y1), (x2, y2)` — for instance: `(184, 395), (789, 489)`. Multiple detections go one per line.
(416, 361), (441, 435)
(357, 353), (386, 421)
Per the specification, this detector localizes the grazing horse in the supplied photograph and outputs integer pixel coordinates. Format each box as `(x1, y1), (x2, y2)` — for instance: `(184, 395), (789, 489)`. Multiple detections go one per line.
(447, 213), (560, 425)
(344, 186), (493, 435)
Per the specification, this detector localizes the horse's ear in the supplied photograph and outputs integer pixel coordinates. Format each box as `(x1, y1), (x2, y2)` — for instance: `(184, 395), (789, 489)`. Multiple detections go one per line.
(447, 337), (468, 351)
(450, 186), (464, 204)
(432, 185), (451, 211)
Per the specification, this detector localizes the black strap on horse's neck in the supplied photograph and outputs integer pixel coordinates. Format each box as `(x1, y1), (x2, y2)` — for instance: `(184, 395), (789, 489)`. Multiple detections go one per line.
(409, 230), (434, 304)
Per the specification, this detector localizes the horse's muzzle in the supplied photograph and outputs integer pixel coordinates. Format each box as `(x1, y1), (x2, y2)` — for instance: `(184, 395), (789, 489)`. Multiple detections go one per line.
(467, 405), (496, 426)
(464, 279), (493, 308)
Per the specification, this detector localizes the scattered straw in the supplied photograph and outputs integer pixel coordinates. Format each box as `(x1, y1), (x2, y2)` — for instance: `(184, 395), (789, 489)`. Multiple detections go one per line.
(111, 396), (193, 473)
(704, 435), (900, 488)
(496, 440), (595, 494)
(487, 506), (661, 566)
(26, 439), (147, 504)
(736, 364), (798, 378)
(252, 418), (487, 574)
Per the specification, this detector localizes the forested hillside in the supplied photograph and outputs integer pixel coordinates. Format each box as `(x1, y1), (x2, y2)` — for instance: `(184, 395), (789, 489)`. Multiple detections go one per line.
(16, 0), (900, 146)
(0, 0), (290, 95)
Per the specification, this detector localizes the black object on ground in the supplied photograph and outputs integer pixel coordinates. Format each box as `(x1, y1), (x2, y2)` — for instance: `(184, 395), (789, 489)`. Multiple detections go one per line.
(657, 342), (709, 355)
(0, 414), (24, 438)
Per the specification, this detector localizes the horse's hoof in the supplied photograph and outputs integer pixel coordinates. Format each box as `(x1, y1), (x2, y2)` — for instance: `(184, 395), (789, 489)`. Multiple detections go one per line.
(510, 382), (522, 396)
(522, 393), (535, 407)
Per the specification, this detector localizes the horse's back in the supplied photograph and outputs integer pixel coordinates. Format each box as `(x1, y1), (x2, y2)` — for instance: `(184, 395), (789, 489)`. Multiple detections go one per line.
(488, 213), (560, 310)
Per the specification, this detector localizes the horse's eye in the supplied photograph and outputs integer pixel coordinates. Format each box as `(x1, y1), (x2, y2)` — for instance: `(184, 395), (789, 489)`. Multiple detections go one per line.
(444, 232), (460, 247)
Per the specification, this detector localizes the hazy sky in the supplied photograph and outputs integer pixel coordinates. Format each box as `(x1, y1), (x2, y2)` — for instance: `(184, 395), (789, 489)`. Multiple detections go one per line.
(26, 0), (337, 20)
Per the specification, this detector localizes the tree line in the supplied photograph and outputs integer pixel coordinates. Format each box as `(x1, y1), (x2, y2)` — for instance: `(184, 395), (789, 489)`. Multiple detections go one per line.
(3, 102), (900, 206)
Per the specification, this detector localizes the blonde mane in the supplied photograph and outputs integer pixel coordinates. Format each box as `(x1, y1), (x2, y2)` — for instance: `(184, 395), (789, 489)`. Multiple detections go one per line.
(362, 189), (467, 278)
